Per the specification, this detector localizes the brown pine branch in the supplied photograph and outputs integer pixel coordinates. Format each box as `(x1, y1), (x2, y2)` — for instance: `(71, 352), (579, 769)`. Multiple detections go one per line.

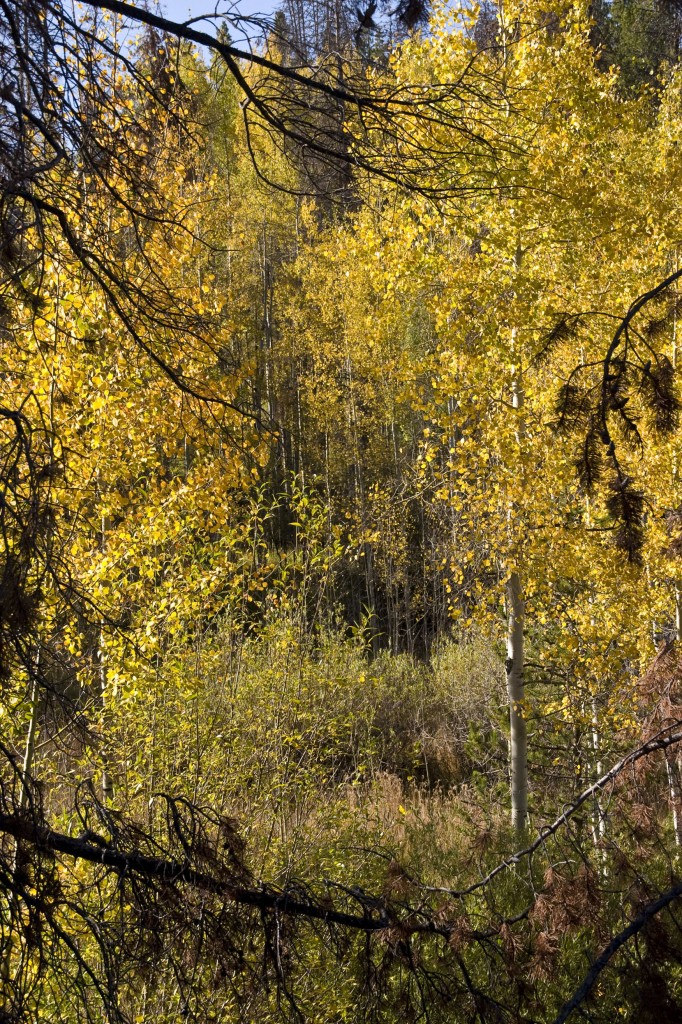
(553, 881), (682, 1024)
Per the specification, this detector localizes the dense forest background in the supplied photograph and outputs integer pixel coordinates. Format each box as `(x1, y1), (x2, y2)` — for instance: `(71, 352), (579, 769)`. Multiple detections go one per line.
(5, 0), (682, 1019)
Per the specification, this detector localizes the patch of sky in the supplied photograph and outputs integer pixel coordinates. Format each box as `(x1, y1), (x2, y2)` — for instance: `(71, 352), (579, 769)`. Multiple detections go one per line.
(160, 0), (277, 45)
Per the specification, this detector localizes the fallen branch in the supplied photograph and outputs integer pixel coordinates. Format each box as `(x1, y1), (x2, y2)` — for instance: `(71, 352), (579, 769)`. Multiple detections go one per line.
(0, 811), (397, 932)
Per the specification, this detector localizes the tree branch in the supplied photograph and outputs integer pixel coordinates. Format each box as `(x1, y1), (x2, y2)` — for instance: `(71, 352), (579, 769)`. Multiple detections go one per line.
(553, 881), (682, 1024)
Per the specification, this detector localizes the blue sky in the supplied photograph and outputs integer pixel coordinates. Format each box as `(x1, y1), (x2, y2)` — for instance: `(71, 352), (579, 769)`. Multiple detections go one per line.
(161, 0), (277, 28)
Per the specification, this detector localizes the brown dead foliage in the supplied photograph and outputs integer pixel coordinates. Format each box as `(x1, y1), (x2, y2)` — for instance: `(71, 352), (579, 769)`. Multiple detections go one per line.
(531, 863), (601, 933)
(447, 915), (475, 953)
(527, 929), (561, 982)
(638, 643), (682, 733)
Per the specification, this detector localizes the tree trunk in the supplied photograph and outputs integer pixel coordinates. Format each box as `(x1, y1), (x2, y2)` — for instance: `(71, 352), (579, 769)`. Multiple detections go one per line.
(2, 652), (41, 992)
(590, 698), (607, 868)
(18, 675), (39, 812)
(506, 283), (527, 835)
(506, 571), (527, 834)
(99, 512), (114, 805)
(668, 587), (682, 847)
(666, 754), (682, 847)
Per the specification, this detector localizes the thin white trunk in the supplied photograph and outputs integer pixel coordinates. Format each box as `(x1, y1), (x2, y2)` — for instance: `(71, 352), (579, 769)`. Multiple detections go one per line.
(667, 755), (682, 847)
(590, 699), (606, 852)
(506, 571), (527, 833)
(99, 512), (114, 804)
(99, 625), (114, 805)
(506, 282), (527, 834)
(669, 588), (682, 846)
(18, 676), (39, 812)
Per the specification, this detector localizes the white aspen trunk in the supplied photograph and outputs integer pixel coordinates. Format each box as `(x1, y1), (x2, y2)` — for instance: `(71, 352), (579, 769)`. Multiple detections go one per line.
(99, 625), (114, 806)
(18, 675), (39, 813)
(99, 511), (114, 805)
(506, 254), (527, 834)
(262, 222), (275, 426)
(667, 755), (682, 847)
(668, 587), (682, 847)
(506, 571), (527, 834)
(590, 698), (607, 854)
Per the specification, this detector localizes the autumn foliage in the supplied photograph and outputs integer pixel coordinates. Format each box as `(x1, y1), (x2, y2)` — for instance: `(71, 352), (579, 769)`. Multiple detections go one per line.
(4, 0), (682, 1020)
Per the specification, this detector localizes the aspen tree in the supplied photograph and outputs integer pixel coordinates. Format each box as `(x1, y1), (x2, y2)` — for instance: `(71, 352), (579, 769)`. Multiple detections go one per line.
(506, 570), (527, 831)
(339, 0), (682, 821)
